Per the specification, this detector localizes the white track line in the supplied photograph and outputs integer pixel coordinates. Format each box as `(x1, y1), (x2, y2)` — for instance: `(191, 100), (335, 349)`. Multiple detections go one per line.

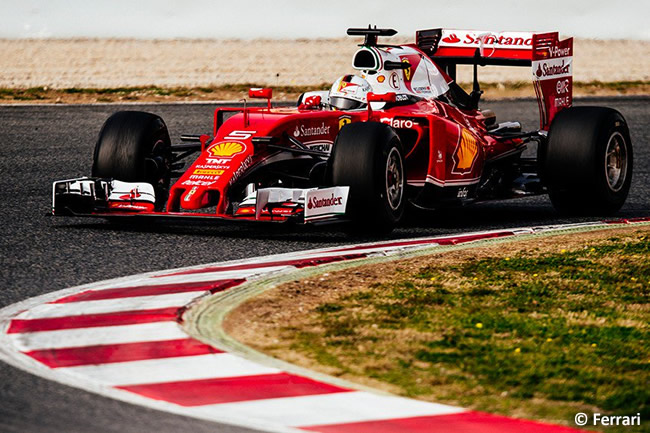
(10, 322), (187, 351)
(125, 266), (293, 287)
(62, 353), (280, 386)
(17, 292), (205, 319)
(187, 391), (465, 427)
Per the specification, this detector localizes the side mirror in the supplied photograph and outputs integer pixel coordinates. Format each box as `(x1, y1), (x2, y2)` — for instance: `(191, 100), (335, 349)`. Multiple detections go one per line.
(366, 92), (396, 119)
(249, 88), (273, 109)
(249, 88), (272, 99)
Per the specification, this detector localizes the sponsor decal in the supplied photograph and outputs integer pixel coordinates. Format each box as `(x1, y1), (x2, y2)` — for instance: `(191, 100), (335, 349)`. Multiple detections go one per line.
(533, 57), (572, 80)
(225, 130), (256, 140)
(413, 86), (431, 93)
(402, 58), (412, 81)
(452, 128), (479, 174)
(377, 75), (385, 83)
(304, 186), (349, 221)
(108, 202), (152, 211)
(205, 158), (232, 165)
(440, 31), (533, 48)
(194, 164), (225, 170)
(337, 80), (359, 94)
(556, 79), (570, 94)
(437, 150), (444, 163)
(193, 169), (225, 176)
(550, 46), (571, 58)
(389, 72), (399, 89)
(207, 141), (245, 157)
(399, 54), (421, 92)
(305, 141), (333, 153)
(118, 187), (141, 201)
(181, 180), (216, 186)
(184, 186), (199, 202)
(189, 175), (218, 180)
(442, 34), (461, 44)
(554, 96), (571, 108)
(307, 193), (343, 209)
(395, 94), (409, 102)
(293, 122), (331, 138)
(228, 155), (253, 186)
(457, 187), (469, 198)
(338, 115), (352, 130)
(380, 117), (415, 129)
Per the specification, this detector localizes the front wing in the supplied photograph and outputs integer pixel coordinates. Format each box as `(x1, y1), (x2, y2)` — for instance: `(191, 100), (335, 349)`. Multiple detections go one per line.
(52, 178), (350, 225)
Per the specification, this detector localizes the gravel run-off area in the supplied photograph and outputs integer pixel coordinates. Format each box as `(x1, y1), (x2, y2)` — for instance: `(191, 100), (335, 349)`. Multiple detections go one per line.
(2, 38), (650, 88)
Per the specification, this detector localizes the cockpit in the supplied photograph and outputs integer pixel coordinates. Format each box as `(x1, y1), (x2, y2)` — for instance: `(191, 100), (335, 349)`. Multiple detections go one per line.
(352, 45), (450, 101)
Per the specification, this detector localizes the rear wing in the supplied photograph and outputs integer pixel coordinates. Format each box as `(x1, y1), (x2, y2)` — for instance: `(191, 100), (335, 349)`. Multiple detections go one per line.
(416, 29), (573, 130)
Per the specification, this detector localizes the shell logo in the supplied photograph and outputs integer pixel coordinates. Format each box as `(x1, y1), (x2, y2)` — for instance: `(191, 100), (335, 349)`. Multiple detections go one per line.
(452, 128), (479, 174)
(207, 141), (245, 157)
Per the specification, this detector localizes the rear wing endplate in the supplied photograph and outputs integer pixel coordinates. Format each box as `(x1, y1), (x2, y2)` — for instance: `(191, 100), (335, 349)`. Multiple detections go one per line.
(416, 29), (573, 130)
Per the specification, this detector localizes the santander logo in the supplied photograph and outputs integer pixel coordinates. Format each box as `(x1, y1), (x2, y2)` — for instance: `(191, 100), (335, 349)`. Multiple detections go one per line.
(119, 187), (141, 200)
(442, 34), (461, 44)
(536, 60), (571, 78)
(307, 194), (343, 209)
(441, 31), (533, 48)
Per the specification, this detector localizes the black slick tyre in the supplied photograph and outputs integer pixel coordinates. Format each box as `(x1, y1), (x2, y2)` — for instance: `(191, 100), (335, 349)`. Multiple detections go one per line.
(330, 121), (405, 234)
(92, 111), (172, 210)
(542, 106), (632, 215)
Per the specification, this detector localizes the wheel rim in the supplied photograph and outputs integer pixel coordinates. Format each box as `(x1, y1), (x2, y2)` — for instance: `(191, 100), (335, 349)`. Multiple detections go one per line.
(385, 147), (404, 211)
(604, 131), (628, 192)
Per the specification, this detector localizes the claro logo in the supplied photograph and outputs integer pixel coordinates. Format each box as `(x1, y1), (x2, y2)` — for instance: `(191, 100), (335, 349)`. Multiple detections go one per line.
(307, 194), (343, 209)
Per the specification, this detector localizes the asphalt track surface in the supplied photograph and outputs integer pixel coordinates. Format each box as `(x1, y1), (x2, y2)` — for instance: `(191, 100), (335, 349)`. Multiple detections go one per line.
(0, 97), (648, 432)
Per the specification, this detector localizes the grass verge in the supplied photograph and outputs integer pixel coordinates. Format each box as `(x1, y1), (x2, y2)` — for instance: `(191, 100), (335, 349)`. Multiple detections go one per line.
(0, 83), (329, 104)
(225, 226), (650, 432)
(1, 81), (649, 103)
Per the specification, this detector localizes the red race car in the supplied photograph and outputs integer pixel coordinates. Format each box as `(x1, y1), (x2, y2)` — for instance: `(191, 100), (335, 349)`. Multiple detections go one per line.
(53, 26), (633, 233)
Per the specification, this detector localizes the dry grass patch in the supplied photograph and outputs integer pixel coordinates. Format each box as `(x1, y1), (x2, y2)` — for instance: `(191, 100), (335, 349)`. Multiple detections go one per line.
(226, 226), (650, 431)
(1, 81), (649, 104)
(0, 84), (325, 104)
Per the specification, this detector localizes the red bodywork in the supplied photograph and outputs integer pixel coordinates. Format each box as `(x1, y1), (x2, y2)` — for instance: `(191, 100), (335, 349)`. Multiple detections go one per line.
(164, 98), (521, 219)
(53, 27), (574, 225)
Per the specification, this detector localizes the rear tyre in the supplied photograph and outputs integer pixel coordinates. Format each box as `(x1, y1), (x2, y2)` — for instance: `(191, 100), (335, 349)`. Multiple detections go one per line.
(330, 122), (405, 234)
(92, 111), (171, 210)
(542, 106), (632, 215)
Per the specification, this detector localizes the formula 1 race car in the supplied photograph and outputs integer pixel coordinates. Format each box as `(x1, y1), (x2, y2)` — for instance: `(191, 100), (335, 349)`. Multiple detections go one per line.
(53, 26), (633, 233)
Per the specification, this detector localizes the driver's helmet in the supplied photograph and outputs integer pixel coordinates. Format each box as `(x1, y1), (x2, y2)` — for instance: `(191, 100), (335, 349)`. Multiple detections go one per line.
(329, 75), (371, 110)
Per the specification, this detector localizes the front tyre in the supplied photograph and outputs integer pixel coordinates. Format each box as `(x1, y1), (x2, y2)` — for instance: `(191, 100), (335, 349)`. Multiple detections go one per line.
(330, 122), (405, 234)
(92, 111), (172, 210)
(542, 106), (633, 215)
